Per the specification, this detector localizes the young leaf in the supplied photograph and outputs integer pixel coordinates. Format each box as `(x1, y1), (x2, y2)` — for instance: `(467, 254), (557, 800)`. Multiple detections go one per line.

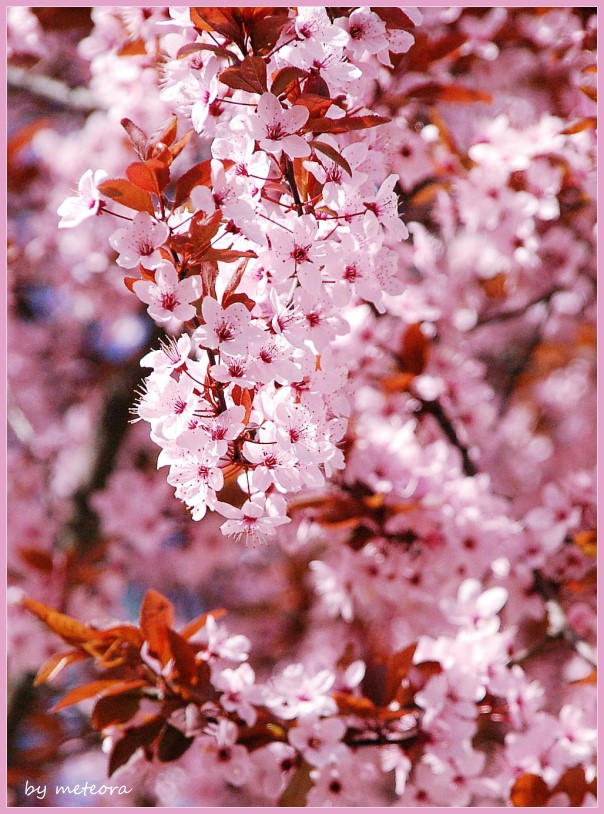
(22, 596), (98, 646)
(304, 114), (390, 135)
(406, 82), (493, 105)
(34, 650), (88, 686)
(126, 160), (170, 196)
(139, 589), (175, 666)
(400, 323), (430, 375)
(51, 679), (146, 712)
(271, 66), (307, 98)
(96, 178), (155, 215)
(510, 774), (550, 807)
(173, 159), (212, 209)
(190, 8), (246, 52)
(166, 628), (198, 685)
(120, 117), (148, 160)
(311, 140), (352, 177)
(108, 716), (165, 777)
(92, 694), (141, 730)
(177, 42), (236, 62)
(180, 608), (227, 641)
(219, 56), (268, 94)
(157, 724), (195, 762)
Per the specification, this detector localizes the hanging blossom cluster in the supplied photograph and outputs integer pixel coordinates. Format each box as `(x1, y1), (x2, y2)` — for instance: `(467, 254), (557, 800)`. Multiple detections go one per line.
(9, 5), (596, 808)
(56, 6), (419, 543)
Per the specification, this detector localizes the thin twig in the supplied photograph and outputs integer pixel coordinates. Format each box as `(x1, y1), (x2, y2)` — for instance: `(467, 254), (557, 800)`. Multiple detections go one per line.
(7, 65), (100, 114)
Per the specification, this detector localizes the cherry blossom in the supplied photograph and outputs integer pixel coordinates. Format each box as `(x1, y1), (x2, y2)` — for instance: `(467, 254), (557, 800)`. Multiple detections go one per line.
(249, 93), (310, 159)
(57, 168), (108, 228)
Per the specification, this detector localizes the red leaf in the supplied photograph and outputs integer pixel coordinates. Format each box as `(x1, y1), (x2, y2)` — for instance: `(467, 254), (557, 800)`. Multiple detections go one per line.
(510, 774), (550, 807)
(374, 8), (417, 31)
(311, 140), (352, 177)
(304, 74), (330, 99)
(271, 66), (307, 97)
(246, 7), (290, 55)
(120, 118), (148, 160)
(180, 608), (227, 641)
(92, 694), (140, 730)
(34, 650), (88, 686)
(97, 178), (155, 214)
(293, 94), (333, 119)
(18, 546), (53, 573)
(166, 628), (198, 685)
(384, 643), (417, 705)
(139, 590), (175, 666)
(147, 115), (178, 151)
(173, 160), (212, 209)
(231, 386), (254, 426)
(177, 41), (235, 61)
(157, 724), (195, 762)
(126, 160), (170, 196)
(190, 8), (245, 51)
(407, 82), (492, 105)
(219, 56), (268, 94)
(22, 596), (98, 646)
(108, 716), (165, 777)
(52, 680), (146, 712)
(304, 114), (390, 135)
(400, 323), (430, 375)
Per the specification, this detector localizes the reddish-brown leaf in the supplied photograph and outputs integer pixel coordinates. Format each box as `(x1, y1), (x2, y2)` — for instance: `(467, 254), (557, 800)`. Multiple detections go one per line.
(157, 724), (195, 762)
(147, 115), (179, 151)
(177, 41), (235, 61)
(166, 628), (198, 685)
(374, 8), (416, 31)
(18, 547), (53, 574)
(333, 692), (377, 717)
(219, 56), (268, 94)
(271, 66), (307, 98)
(552, 765), (596, 806)
(139, 590), (175, 666)
(231, 386), (254, 426)
(108, 716), (165, 777)
(573, 529), (596, 557)
(92, 694), (141, 730)
(190, 8), (245, 51)
(97, 178), (155, 214)
(310, 140), (352, 177)
(120, 117), (148, 160)
(384, 643), (417, 705)
(407, 82), (492, 105)
(22, 596), (98, 646)
(168, 129), (194, 162)
(34, 650), (88, 686)
(294, 93), (333, 118)
(180, 608), (227, 641)
(117, 39), (147, 57)
(173, 159), (213, 209)
(561, 117), (597, 135)
(400, 323), (430, 375)
(246, 7), (290, 54)
(202, 248), (257, 264)
(278, 760), (313, 807)
(510, 773), (550, 807)
(52, 680), (146, 712)
(126, 160), (170, 196)
(304, 114), (390, 135)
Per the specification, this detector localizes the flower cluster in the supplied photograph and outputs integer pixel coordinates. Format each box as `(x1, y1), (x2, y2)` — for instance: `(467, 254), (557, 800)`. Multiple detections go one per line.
(9, 6), (596, 809)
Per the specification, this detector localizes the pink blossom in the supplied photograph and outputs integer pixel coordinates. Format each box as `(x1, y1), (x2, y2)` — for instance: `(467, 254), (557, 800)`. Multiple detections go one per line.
(109, 211), (169, 269)
(249, 93), (310, 159)
(133, 262), (201, 323)
(57, 169), (108, 228)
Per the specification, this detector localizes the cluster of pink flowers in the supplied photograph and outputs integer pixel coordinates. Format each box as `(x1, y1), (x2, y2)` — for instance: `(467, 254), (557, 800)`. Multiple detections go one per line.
(8, 6), (596, 808)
